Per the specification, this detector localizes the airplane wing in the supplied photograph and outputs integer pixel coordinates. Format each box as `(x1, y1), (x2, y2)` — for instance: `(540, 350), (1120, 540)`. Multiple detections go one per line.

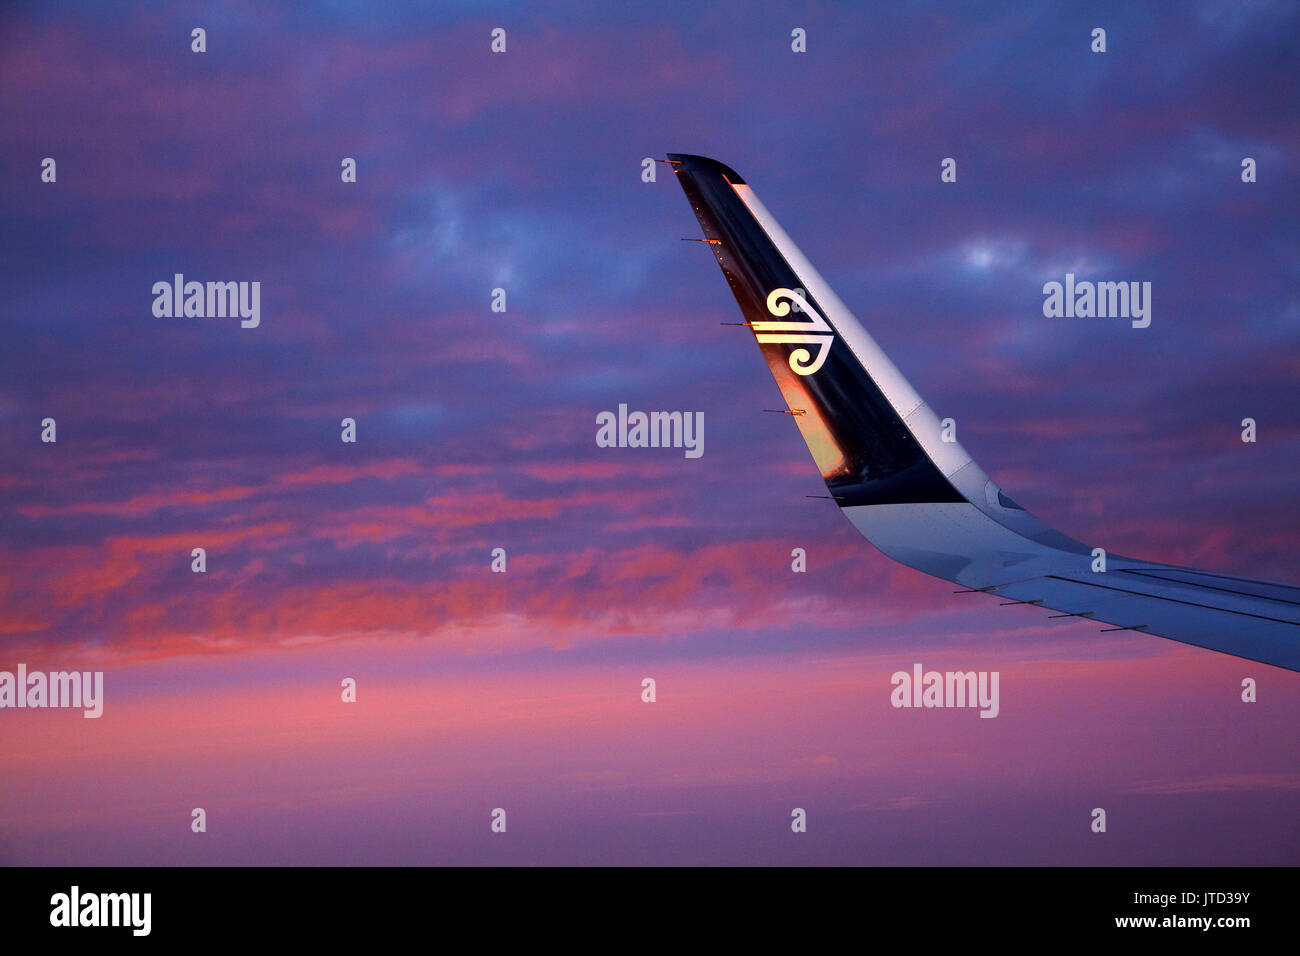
(667, 152), (1300, 672)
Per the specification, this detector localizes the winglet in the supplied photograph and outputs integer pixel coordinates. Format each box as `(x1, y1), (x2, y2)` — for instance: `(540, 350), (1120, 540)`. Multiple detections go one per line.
(668, 152), (972, 507)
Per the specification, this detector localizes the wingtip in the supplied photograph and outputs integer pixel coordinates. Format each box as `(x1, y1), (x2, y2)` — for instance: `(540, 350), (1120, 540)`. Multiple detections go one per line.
(665, 153), (747, 184)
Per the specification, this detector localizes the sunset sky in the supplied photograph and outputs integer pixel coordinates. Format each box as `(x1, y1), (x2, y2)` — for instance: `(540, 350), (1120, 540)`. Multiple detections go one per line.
(1, 1), (1297, 865)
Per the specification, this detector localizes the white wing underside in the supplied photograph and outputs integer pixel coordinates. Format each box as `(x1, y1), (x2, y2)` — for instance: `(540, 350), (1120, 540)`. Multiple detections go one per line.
(848, 502), (1300, 671)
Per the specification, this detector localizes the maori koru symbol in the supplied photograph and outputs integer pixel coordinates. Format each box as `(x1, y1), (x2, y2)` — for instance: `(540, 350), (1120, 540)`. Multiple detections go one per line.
(751, 288), (833, 376)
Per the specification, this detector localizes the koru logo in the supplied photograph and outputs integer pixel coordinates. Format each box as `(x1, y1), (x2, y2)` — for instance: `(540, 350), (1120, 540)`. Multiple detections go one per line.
(752, 288), (833, 375)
